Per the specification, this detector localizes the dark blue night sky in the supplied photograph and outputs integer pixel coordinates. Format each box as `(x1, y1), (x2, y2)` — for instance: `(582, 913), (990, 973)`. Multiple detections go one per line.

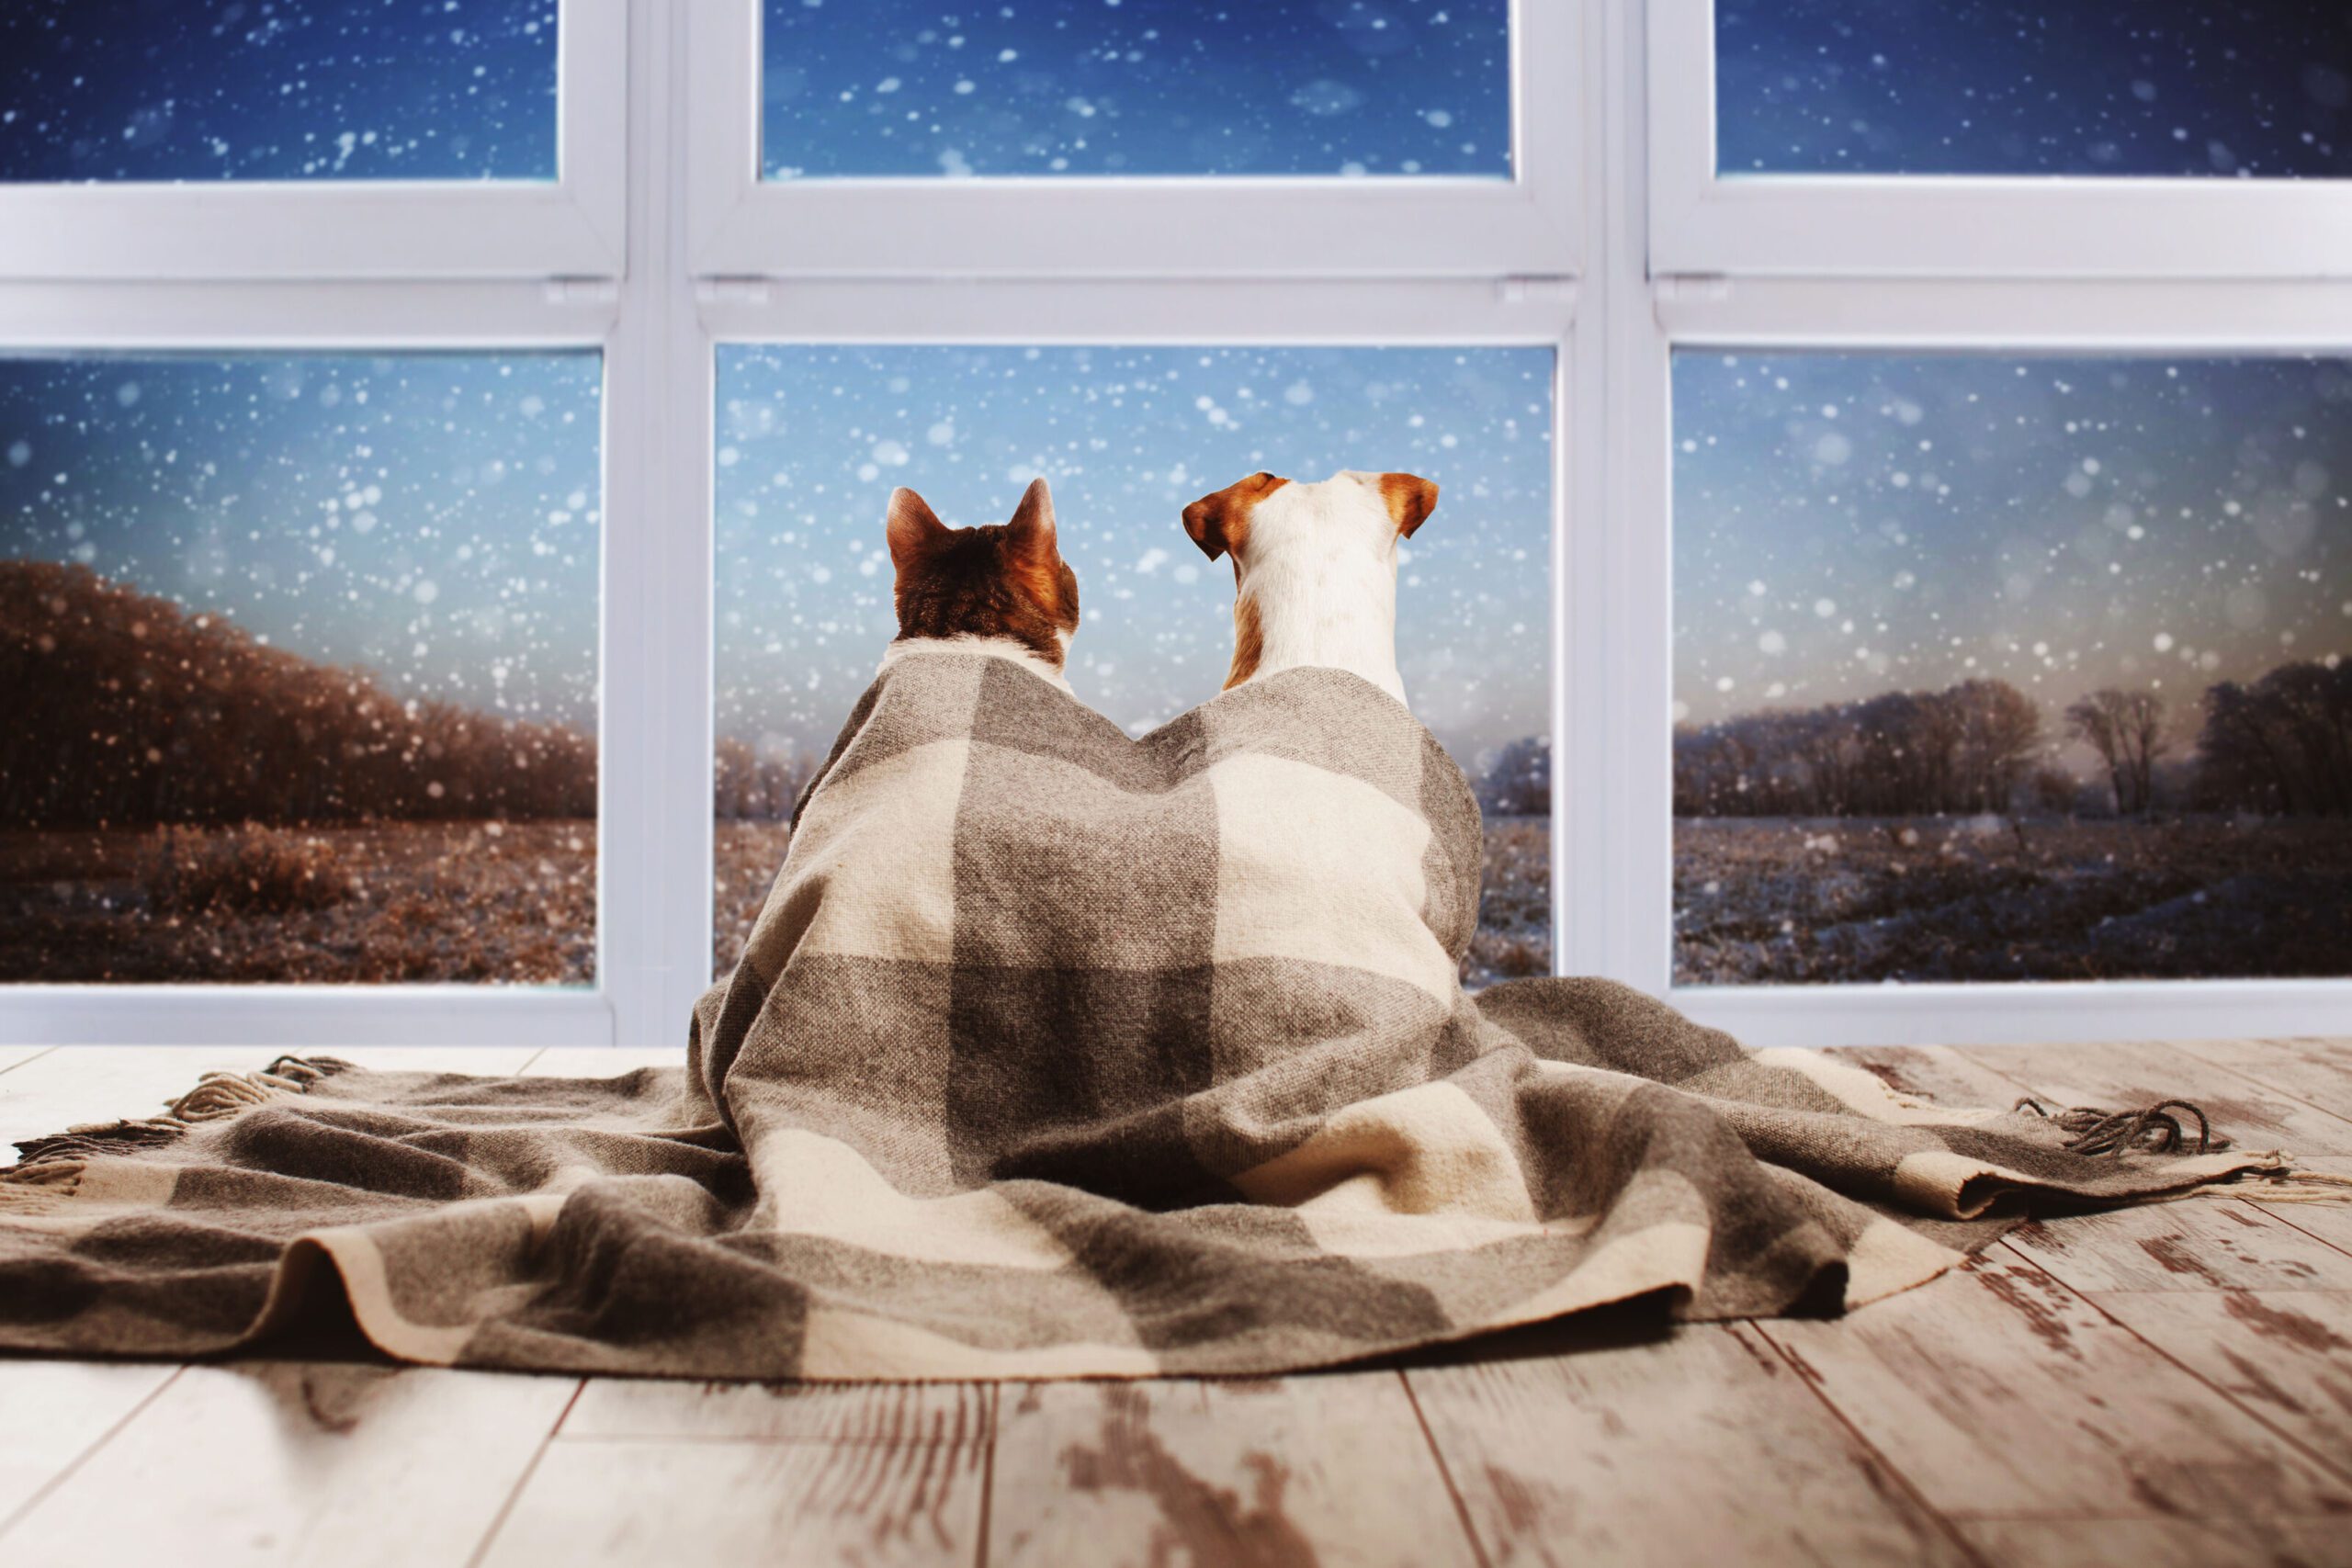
(0, 0), (557, 181)
(759, 0), (1512, 177)
(1718, 0), (2352, 176)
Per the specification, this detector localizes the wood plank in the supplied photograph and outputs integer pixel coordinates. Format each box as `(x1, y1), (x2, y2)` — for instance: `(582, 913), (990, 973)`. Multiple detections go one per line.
(2005, 1199), (2352, 1293)
(2087, 1289), (2352, 1472)
(1408, 1317), (1969, 1567)
(0, 1362), (577, 1565)
(1959, 1039), (2352, 1158)
(0, 1045), (282, 1150)
(2264, 1201), (2352, 1260)
(563, 1378), (987, 1446)
(1761, 1253), (2352, 1520)
(481, 1435), (985, 1568)
(0, 1361), (177, 1529)
(1959, 1517), (2351, 1568)
(2167, 1037), (2352, 1123)
(1827, 1043), (2041, 1112)
(0, 1045), (51, 1077)
(1, 1045), (542, 1153)
(520, 1047), (682, 1077)
(989, 1373), (1477, 1568)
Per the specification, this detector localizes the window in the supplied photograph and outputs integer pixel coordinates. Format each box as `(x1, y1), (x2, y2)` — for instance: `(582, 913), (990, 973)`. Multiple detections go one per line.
(1672, 350), (2350, 987)
(0, 350), (601, 986)
(710, 341), (1555, 987)
(687, 0), (1577, 276)
(0, 0), (560, 183)
(6, 0), (2345, 1050)
(758, 0), (1513, 179)
(1715, 0), (2351, 178)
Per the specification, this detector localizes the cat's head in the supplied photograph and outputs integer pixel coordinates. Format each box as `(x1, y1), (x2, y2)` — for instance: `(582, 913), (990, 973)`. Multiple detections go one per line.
(886, 478), (1080, 669)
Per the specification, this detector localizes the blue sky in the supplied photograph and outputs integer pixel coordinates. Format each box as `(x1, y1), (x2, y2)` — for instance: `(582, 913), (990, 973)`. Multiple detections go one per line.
(1675, 354), (2352, 738)
(717, 345), (1554, 769)
(1718, 0), (2351, 177)
(760, 0), (1511, 177)
(0, 353), (602, 728)
(0, 0), (557, 182)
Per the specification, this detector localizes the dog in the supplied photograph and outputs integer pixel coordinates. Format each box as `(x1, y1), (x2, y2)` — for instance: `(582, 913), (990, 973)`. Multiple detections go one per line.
(882, 477), (1080, 691)
(1181, 469), (1438, 706)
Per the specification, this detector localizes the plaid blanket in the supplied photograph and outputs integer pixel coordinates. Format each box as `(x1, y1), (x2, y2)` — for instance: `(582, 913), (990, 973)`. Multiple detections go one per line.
(0, 649), (2283, 1377)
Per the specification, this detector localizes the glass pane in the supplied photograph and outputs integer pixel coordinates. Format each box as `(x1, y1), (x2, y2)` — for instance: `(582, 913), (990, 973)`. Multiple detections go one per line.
(1673, 351), (2352, 985)
(760, 0), (1511, 178)
(0, 1), (558, 183)
(0, 351), (600, 984)
(1716, 0), (2352, 177)
(715, 344), (1552, 986)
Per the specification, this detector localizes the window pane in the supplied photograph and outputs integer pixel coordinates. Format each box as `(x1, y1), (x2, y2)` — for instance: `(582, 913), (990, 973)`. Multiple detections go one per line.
(715, 344), (1552, 986)
(0, 351), (599, 984)
(1716, 0), (2352, 177)
(1673, 351), (2352, 985)
(760, 0), (1511, 178)
(0, 2), (558, 183)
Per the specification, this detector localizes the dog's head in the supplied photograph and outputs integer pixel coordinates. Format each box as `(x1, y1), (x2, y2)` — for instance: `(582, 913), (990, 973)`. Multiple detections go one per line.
(1182, 469), (1438, 691)
(886, 477), (1080, 668)
(1182, 469), (1437, 574)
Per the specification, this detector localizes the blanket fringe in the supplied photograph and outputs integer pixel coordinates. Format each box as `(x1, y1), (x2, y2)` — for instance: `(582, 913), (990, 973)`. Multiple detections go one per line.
(1, 1055), (352, 1187)
(2015, 1096), (2230, 1156)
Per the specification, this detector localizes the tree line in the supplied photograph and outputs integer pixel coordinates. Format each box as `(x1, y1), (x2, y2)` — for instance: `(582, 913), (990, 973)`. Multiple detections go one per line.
(0, 560), (594, 829)
(1669, 661), (2352, 819)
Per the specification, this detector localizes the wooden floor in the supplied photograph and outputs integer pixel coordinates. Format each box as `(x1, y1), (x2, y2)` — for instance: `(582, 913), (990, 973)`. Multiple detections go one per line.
(4, 1039), (2351, 1567)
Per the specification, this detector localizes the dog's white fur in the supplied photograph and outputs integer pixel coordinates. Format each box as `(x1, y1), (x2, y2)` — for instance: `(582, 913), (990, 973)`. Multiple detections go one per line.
(1225, 470), (1419, 706)
(878, 633), (1074, 694)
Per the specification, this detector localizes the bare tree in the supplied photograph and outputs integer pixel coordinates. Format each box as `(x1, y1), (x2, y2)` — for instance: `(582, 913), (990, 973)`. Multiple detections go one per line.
(2065, 689), (2166, 816)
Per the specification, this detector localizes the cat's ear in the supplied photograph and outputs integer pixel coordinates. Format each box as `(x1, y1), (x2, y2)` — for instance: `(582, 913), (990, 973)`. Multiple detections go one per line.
(1005, 477), (1058, 563)
(886, 487), (950, 570)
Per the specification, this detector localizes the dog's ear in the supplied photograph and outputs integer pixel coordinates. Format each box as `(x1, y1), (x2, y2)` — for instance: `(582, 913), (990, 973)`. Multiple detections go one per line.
(1182, 471), (1284, 562)
(1377, 472), (1439, 539)
(1004, 477), (1057, 565)
(886, 487), (950, 570)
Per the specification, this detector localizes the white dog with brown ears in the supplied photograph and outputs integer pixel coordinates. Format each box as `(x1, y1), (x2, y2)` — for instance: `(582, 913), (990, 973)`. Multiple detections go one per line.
(1180, 469), (1439, 707)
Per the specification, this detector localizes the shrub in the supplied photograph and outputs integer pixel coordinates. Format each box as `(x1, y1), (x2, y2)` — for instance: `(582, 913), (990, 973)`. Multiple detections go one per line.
(147, 824), (358, 916)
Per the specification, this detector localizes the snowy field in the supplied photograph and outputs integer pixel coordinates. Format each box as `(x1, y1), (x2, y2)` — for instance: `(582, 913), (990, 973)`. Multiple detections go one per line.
(0, 822), (594, 986)
(1674, 815), (2352, 986)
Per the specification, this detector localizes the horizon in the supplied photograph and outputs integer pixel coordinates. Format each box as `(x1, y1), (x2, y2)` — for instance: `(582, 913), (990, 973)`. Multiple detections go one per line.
(1675, 354), (2352, 758)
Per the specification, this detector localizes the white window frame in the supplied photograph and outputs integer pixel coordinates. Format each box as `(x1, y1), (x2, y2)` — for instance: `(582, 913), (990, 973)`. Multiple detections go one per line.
(1627, 0), (2352, 1043)
(1647, 0), (2352, 280)
(3, 0), (2347, 1050)
(684, 0), (1580, 279)
(0, 0), (627, 282)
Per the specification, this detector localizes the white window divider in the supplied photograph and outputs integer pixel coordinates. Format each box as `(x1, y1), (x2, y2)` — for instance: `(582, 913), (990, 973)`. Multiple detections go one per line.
(1646, 0), (2352, 281)
(0, 0), (628, 283)
(684, 0), (1580, 280)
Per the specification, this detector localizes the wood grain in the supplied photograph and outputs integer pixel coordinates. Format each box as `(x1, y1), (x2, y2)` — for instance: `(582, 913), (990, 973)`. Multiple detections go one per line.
(1, 1363), (577, 1565)
(2167, 1037), (2352, 1122)
(0, 1361), (176, 1528)
(520, 1047), (683, 1077)
(1959, 1516), (2352, 1568)
(2005, 1199), (2352, 1293)
(563, 1378), (989, 1446)
(2087, 1289), (2352, 1471)
(0, 1046), (543, 1152)
(0, 1045), (51, 1077)
(1828, 1043), (2042, 1111)
(485, 1432), (987, 1566)
(1408, 1316), (1969, 1567)
(989, 1373), (1476, 1568)
(1763, 1253), (2352, 1520)
(1959, 1039), (2352, 1158)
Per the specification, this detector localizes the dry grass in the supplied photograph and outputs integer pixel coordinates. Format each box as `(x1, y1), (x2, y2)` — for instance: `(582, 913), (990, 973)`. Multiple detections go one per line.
(0, 819), (594, 984)
(1675, 814), (2352, 985)
(715, 815), (1555, 990)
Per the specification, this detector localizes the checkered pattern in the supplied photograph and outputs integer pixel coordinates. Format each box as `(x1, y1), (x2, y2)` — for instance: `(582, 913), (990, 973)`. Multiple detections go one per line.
(0, 650), (2283, 1378)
